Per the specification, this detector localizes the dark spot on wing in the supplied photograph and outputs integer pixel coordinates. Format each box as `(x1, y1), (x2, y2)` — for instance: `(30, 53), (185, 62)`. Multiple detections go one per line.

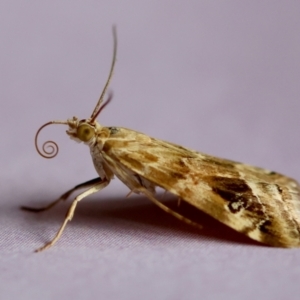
(276, 184), (283, 195)
(269, 171), (277, 175)
(209, 177), (264, 215)
(212, 177), (251, 193)
(108, 127), (119, 135)
(259, 219), (272, 234)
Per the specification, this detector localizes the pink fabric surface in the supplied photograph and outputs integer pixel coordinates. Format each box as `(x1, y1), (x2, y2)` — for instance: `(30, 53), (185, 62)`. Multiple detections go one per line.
(1, 1), (300, 299)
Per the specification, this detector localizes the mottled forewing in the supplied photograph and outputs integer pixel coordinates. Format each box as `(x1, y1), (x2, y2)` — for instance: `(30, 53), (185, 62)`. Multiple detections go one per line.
(102, 128), (300, 247)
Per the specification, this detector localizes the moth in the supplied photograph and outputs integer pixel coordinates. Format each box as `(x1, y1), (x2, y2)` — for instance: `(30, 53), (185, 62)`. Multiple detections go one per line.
(23, 27), (300, 251)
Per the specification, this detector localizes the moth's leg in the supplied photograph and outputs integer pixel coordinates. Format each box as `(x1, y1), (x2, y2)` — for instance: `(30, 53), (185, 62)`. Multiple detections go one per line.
(35, 178), (109, 252)
(177, 198), (182, 207)
(125, 190), (134, 198)
(140, 188), (202, 230)
(21, 177), (101, 213)
(161, 191), (181, 207)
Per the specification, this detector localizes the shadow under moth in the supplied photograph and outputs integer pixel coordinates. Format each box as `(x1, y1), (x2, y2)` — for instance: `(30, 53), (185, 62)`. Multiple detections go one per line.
(23, 27), (300, 251)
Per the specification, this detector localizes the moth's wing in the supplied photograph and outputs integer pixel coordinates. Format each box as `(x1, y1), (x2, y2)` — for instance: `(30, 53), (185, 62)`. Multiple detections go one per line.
(102, 128), (300, 247)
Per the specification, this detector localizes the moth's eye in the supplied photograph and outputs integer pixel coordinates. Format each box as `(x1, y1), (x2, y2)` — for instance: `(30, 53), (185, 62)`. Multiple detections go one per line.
(77, 124), (95, 142)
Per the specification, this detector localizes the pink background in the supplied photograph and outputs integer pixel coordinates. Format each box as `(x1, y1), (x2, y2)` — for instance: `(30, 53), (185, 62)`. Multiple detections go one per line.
(1, 1), (300, 299)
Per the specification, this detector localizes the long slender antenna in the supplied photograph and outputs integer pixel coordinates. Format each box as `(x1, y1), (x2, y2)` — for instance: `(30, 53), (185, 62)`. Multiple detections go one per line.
(90, 26), (117, 119)
(90, 91), (113, 123)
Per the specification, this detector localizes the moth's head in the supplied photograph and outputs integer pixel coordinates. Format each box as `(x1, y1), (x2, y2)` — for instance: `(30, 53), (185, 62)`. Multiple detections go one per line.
(66, 93), (112, 144)
(66, 117), (97, 144)
(35, 94), (112, 159)
(34, 26), (117, 159)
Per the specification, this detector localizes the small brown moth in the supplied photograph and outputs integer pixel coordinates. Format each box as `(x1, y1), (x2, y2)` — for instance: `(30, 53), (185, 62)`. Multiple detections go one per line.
(23, 27), (300, 251)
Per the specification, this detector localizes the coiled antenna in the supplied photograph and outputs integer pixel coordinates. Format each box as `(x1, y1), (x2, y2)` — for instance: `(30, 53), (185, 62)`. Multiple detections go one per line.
(35, 121), (68, 158)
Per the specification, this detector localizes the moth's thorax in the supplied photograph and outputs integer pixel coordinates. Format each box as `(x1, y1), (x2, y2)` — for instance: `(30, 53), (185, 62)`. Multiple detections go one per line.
(65, 117), (113, 179)
(89, 127), (116, 180)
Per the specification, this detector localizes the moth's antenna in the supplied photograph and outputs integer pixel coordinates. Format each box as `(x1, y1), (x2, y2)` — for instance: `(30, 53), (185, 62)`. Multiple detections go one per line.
(90, 91), (113, 123)
(35, 121), (68, 159)
(91, 26), (117, 120)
